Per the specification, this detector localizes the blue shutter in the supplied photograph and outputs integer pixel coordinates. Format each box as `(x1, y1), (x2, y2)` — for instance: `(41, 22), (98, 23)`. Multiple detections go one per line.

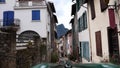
(0, 0), (5, 2)
(81, 42), (90, 61)
(8, 11), (14, 26)
(3, 11), (14, 26)
(32, 10), (40, 20)
(3, 11), (8, 26)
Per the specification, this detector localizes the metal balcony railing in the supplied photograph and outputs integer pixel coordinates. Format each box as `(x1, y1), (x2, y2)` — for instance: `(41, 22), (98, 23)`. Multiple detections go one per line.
(15, 1), (46, 7)
(0, 19), (20, 29)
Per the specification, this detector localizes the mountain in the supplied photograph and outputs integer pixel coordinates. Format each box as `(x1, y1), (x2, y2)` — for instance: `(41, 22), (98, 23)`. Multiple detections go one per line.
(56, 24), (68, 39)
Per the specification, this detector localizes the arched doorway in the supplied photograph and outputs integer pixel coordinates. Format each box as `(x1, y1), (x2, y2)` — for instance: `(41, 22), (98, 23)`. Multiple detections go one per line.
(16, 30), (43, 67)
(18, 30), (40, 41)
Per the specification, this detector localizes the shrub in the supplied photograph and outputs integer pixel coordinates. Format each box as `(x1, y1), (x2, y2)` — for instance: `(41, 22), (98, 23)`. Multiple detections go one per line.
(51, 52), (59, 63)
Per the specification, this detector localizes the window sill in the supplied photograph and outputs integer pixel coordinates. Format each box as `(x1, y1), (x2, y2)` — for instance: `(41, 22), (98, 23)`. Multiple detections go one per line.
(0, 2), (5, 4)
(32, 20), (40, 22)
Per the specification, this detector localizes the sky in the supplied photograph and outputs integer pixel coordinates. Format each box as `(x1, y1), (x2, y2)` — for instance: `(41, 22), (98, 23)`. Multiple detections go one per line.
(48, 0), (72, 29)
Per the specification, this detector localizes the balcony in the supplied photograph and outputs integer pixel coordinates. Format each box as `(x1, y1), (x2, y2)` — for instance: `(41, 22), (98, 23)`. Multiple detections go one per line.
(14, 0), (46, 9)
(0, 19), (20, 31)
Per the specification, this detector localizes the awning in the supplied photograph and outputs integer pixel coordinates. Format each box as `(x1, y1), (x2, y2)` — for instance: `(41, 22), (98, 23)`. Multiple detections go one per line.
(71, 3), (76, 16)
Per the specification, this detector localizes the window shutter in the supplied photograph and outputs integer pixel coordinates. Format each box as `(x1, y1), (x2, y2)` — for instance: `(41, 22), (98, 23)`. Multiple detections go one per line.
(76, 0), (80, 11)
(32, 10), (40, 20)
(3, 11), (8, 26)
(84, 12), (87, 29)
(82, 15), (84, 31)
(81, 42), (90, 61)
(95, 31), (103, 57)
(84, 42), (90, 61)
(83, 12), (87, 30)
(80, 16), (83, 32)
(3, 11), (14, 26)
(78, 19), (79, 32)
(100, 0), (108, 12)
(108, 9), (116, 29)
(0, 0), (5, 2)
(90, 0), (96, 20)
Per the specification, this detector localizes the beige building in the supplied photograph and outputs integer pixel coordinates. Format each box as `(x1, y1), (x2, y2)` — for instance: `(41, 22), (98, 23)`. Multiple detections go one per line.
(72, 0), (120, 63)
(87, 0), (120, 63)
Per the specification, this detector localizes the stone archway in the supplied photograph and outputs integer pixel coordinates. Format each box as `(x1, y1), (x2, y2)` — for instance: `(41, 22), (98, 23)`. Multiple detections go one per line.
(16, 30), (42, 67)
(18, 30), (40, 41)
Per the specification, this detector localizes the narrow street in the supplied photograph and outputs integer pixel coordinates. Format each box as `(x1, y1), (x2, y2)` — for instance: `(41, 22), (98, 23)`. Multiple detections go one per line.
(0, 0), (120, 68)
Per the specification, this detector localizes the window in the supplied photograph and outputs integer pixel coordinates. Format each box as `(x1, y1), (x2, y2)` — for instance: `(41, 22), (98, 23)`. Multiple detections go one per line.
(32, 10), (40, 21)
(95, 31), (103, 57)
(0, 0), (5, 3)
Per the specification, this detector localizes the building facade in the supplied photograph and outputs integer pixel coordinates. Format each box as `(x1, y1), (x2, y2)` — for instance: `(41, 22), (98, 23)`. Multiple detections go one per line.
(71, 0), (120, 64)
(87, 0), (120, 63)
(0, 0), (57, 67)
(76, 1), (91, 63)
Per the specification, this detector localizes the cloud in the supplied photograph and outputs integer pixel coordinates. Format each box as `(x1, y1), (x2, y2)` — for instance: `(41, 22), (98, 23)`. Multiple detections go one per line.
(48, 0), (72, 29)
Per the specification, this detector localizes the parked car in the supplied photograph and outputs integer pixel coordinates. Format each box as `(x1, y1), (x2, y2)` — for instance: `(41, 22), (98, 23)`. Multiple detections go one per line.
(32, 63), (120, 68)
(72, 63), (120, 68)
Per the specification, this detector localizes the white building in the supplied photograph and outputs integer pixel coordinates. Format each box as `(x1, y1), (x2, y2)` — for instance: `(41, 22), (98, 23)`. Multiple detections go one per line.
(0, 0), (51, 48)
(77, 3), (91, 63)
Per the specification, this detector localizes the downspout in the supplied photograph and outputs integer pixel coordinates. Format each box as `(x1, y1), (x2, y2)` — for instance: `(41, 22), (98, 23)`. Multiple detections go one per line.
(115, 0), (120, 59)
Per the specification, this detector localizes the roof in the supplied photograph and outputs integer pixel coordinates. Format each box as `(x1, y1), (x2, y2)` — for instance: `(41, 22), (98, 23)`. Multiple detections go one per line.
(71, 3), (76, 16)
(53, 14), (58, 23)
(65, 29), (72, 36)
(70, 18), (74, 24)
(48, 2), (56, 13)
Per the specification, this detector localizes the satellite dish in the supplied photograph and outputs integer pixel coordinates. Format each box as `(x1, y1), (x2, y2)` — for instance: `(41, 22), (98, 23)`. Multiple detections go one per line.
(103, 0), (109, 5)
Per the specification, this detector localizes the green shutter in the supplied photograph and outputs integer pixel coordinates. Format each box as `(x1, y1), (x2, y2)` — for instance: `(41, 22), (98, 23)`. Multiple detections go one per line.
(78, 18), (81, 32)
(81, 16), (84, 31)
(84, 12), (87, 29)
(76, 0), (80, 11)
(79, 11), (88, 32)
(83, 13), (85, 30)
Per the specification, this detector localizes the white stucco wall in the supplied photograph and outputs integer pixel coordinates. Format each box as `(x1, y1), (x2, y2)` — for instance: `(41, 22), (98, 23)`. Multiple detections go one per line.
(0, 1), (49, 38)
(88, 0), (117, 63)
(15, 8), (48, 38)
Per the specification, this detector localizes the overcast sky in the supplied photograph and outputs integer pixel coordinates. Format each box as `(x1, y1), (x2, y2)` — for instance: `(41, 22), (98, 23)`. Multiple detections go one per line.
(48, 0), (72, 29)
